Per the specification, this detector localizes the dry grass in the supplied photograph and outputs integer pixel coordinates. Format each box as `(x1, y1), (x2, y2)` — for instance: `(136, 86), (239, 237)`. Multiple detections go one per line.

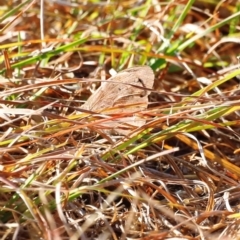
(1, 0), (240, 239)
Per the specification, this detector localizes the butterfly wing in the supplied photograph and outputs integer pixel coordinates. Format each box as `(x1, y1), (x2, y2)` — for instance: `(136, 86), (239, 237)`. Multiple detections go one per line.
(81, 66), (154, 113)
(81, 66), (154, 134)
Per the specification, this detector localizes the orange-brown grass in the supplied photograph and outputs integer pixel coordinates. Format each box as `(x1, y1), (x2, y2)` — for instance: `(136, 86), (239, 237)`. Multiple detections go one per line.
(0, 0), (240, 239)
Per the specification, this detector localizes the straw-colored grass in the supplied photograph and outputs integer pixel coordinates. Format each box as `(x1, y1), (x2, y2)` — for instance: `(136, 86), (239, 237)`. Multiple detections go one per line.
(0, 0), (240, 239)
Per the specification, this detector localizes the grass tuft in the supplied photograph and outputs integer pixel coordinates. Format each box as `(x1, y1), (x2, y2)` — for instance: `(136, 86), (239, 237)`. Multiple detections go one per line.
(0, 0), (240, 239)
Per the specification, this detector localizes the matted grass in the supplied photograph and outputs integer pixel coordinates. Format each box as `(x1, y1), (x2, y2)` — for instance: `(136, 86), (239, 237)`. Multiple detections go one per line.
(0, 0), (240, 239)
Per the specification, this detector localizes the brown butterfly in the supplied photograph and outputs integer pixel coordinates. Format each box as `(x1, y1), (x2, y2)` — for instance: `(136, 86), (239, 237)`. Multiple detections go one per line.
(81, 66), (154, 135)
